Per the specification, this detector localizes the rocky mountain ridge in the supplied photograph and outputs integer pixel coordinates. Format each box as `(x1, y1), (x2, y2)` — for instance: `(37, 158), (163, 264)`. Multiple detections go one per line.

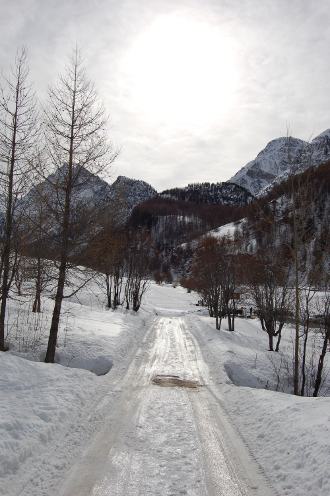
(109, 175), (157, 212)
(18, 168), (252, 230)
(18, 168), (157, 222)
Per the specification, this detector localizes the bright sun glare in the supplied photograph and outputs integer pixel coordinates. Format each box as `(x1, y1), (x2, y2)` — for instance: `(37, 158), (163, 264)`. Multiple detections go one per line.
(122, 14), (239, 132)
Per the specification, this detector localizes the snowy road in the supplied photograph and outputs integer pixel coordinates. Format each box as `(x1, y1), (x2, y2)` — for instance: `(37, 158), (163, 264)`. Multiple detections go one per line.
(59, 316), (273, 496)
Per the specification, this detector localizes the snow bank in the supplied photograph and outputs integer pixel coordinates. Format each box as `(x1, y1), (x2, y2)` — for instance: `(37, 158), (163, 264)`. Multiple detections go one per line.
(223, 386), (330, 496)
(55, 351), (113, 375)
(0, 352), (98, 495)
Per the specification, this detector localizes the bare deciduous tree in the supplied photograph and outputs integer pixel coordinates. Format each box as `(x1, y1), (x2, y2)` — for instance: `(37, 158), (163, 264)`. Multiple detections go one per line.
(42, 49), (116, 363)
(300, 285), (316, 396)
(186, 237), (226, 330)
(0, 49), (37, 351)
(313, 281), (330, 397)
(247, 254), (292, 351)
(124, 229), (151, 312)
(221, 253), (237, 332)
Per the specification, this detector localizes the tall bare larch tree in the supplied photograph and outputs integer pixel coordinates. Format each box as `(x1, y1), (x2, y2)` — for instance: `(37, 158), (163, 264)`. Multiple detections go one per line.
(43, 49), (115, 363)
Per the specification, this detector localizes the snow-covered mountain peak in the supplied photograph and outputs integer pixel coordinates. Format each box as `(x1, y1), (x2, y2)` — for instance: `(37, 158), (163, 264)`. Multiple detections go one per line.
(258, 136), (305, 156)
(229, 129), (330, 196)
(114, 175), (136, 184)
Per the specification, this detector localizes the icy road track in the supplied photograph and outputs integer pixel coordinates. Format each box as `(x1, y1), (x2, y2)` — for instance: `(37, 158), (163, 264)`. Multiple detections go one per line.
(59, 316), (274, 496)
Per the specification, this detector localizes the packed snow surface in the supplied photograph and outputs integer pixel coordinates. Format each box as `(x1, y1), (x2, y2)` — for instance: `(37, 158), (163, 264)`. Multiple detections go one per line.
(0, 283), (329, 496)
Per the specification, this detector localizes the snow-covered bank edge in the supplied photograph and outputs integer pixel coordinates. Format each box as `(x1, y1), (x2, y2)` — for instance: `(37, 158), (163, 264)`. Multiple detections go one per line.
(188, 313), (330, 496)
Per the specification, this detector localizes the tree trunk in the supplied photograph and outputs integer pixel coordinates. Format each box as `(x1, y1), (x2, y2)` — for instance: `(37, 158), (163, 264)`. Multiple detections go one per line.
(124, 276), (131, 310)
(313, 330), (329, 397)
(260, 317), (266, 332)
(232, 301), (236, 331)
(45, 205), (70, 363)
(268, 333), (274, 351)
(32, 291), (41, 313)
(293, 191), (300, 395)
(209, 304), (214, 317)
(106, 274), (111, 309)
(32, 257), (42, 313)
(0, 238), (13, 350)
(113, 272), (122, 309)
(0, 102), (17, 351)
(45, 258), (66, 362)
(216, 311), (220, 330)
(132, 290), (140, 312)
(275, 324), (283, 352)
(300, 323), (309, 396)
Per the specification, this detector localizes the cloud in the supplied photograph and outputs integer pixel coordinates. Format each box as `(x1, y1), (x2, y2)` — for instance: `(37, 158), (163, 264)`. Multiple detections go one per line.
(0, 0), (330, 190)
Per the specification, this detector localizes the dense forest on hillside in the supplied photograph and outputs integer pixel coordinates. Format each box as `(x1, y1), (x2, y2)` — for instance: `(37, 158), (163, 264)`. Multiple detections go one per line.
(129, 197), (247, 248)
(161, 181), (253, 205)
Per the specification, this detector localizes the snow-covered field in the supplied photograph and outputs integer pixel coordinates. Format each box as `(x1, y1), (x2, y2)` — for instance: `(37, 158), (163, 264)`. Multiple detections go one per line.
(0, 282), (329, 496)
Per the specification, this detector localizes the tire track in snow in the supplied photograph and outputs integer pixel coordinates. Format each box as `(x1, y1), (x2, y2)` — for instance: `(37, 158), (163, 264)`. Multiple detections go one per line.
(186, 315), (279, 496)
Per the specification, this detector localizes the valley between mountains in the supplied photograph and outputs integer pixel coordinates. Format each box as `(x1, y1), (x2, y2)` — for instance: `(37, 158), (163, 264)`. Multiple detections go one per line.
(1, 10), (330, 496)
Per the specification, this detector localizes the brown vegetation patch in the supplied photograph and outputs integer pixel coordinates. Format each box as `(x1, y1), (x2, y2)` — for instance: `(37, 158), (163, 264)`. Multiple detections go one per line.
(152, 374), (200, 389)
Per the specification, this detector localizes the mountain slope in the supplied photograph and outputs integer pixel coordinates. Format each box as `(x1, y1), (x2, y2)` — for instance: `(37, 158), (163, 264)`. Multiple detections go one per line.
(233, 161), (330, 275)
(19, 166), (113, 217)
(19, 169), (156, 226)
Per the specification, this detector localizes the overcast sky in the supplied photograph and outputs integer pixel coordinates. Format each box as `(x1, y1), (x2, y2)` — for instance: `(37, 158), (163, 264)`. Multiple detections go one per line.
(1, 0), (330, 190)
